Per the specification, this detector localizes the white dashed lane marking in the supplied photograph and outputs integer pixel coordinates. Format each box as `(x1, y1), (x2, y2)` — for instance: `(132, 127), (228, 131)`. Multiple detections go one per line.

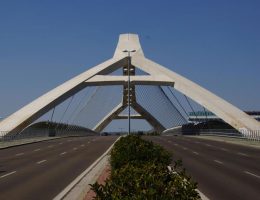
(60, 152), (67, 156)
(81, 144), (85, 147)
(0, 171), (17, 179)
(59, 143), (63, 145)
(237, 152), (248, 157)
(37, 160), (47, 164)
(220, 148), (228, 152)
(192, 151), (199, 155)
(214, 160), (223, 164)
(15, 153), (24, 156)
(34, 148), (41, 152)
(73, 148), (78, 150)
(182, 147), (187, 150)
(244, 171), (260, 179)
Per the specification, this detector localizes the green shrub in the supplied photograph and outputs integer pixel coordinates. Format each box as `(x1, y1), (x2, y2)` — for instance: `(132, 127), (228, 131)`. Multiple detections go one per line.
(91, 135), (200, 200)
(110, 135), (171, 170)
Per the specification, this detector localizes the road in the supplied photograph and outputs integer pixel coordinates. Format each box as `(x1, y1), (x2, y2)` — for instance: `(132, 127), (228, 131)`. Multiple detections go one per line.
(0, 136), (118, 200)
(144, 136), (260, 200)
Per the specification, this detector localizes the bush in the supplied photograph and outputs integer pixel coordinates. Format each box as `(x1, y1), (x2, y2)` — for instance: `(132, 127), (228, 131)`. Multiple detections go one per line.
(91, 135), (200, 200)
(110, 135), (171, 170)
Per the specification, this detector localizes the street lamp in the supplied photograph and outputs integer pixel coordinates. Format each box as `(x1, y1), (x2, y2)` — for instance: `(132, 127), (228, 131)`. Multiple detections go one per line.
(123, 49), (136, 136)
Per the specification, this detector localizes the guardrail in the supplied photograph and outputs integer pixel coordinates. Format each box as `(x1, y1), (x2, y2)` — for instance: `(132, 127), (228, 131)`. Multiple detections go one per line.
(163, 128), (260, 142)
(0, 130), (48, 142)
(0, 128), (97, 143)
(200, 129), (260, 142)
(240, 129), (260, 142)
(199, 129), (240, 136)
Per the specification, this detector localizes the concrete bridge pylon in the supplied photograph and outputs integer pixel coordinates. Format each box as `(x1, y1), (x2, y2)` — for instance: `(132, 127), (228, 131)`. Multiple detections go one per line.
(0, 33), (259, 135)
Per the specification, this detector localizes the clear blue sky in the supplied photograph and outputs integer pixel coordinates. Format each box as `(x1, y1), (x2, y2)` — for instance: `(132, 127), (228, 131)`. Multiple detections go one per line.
(0, 0), (259, 120)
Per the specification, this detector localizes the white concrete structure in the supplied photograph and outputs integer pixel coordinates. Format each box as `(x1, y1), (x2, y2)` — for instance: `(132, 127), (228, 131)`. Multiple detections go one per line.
(0, 33), (259, 135)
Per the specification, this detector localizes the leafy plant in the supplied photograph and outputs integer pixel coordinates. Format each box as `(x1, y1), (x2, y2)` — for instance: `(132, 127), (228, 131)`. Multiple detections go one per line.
(91, 135), (200, 200)
(110, 135), (171, 170)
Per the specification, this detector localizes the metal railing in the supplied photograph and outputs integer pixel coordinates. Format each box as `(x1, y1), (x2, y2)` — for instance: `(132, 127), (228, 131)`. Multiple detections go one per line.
(199, 129), (240, 136)
(0, 129), (48, 142)
(0, 128), (97, 143)
(240, 129), (260, 142)
(199, 129), (260, 142)
(162, 127), (260, 142)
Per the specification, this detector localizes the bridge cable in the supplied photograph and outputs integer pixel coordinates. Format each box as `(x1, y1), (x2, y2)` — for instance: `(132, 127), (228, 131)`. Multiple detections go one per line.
(157, 86), (186, 126)
(86, 86), (122, 130)
(166, 86), (189, 118)
(184, 95), (198, 121)
(203, 106), (208, 122)
(66, 87), (91, 125)
(55, 95), (75, 132)
(47, 106), (56, 133)
(202, 106), (210, 130)
(70, 86), (101, 128)
(50, 106), (56, 122)
(159, 86), (187, 124)
(136, 85), (187, 129)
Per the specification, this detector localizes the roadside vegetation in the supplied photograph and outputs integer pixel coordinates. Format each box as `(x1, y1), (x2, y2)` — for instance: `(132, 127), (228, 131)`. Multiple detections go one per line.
(91, 135), (200, 200)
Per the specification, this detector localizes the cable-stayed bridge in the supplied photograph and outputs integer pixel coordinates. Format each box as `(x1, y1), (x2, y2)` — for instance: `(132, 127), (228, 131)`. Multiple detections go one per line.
(0, 33), (259, 139)
(0, 34), (260, 200)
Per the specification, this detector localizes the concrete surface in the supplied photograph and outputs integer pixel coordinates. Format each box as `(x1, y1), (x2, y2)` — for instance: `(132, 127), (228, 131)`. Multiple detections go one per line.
(0, 136), (118, 200)
(1, 33), (259, 135)
(144, 136), (260, 200)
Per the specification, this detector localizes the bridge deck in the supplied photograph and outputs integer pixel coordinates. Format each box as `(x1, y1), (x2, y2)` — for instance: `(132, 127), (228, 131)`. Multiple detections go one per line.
(144, 136), (260, 200)
(0, 136), (118, 200)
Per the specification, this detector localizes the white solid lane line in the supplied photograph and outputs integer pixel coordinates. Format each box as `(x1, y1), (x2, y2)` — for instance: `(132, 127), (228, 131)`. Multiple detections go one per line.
(244, 171), (260, 179)
(15, 153), (24, 156)
(60, 152), (67, 155)
(34, 148), (41, 152)
(37, 160), (47, 164)
(214, 160), (223, 164)
(0, 171), (17, 179)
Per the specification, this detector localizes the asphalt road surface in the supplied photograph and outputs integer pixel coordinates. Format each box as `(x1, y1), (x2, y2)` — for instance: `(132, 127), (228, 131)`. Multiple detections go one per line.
(144, 136), (260, 200)
(0, 136), (118, 200)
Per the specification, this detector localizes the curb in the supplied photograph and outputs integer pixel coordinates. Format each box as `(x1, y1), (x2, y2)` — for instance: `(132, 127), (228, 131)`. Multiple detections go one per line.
(196, 189), (210, 200)
(0, 135), (96, 150)
(0, 137), (62, 149)
(53, 136), (121, 200)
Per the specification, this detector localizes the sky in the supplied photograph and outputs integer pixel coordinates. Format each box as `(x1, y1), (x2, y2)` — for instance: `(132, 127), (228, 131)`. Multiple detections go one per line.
(0, 0), (259, 130)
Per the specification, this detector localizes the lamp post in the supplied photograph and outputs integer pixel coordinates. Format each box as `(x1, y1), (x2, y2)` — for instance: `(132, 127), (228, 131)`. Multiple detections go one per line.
(123, 49), (136, 136)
